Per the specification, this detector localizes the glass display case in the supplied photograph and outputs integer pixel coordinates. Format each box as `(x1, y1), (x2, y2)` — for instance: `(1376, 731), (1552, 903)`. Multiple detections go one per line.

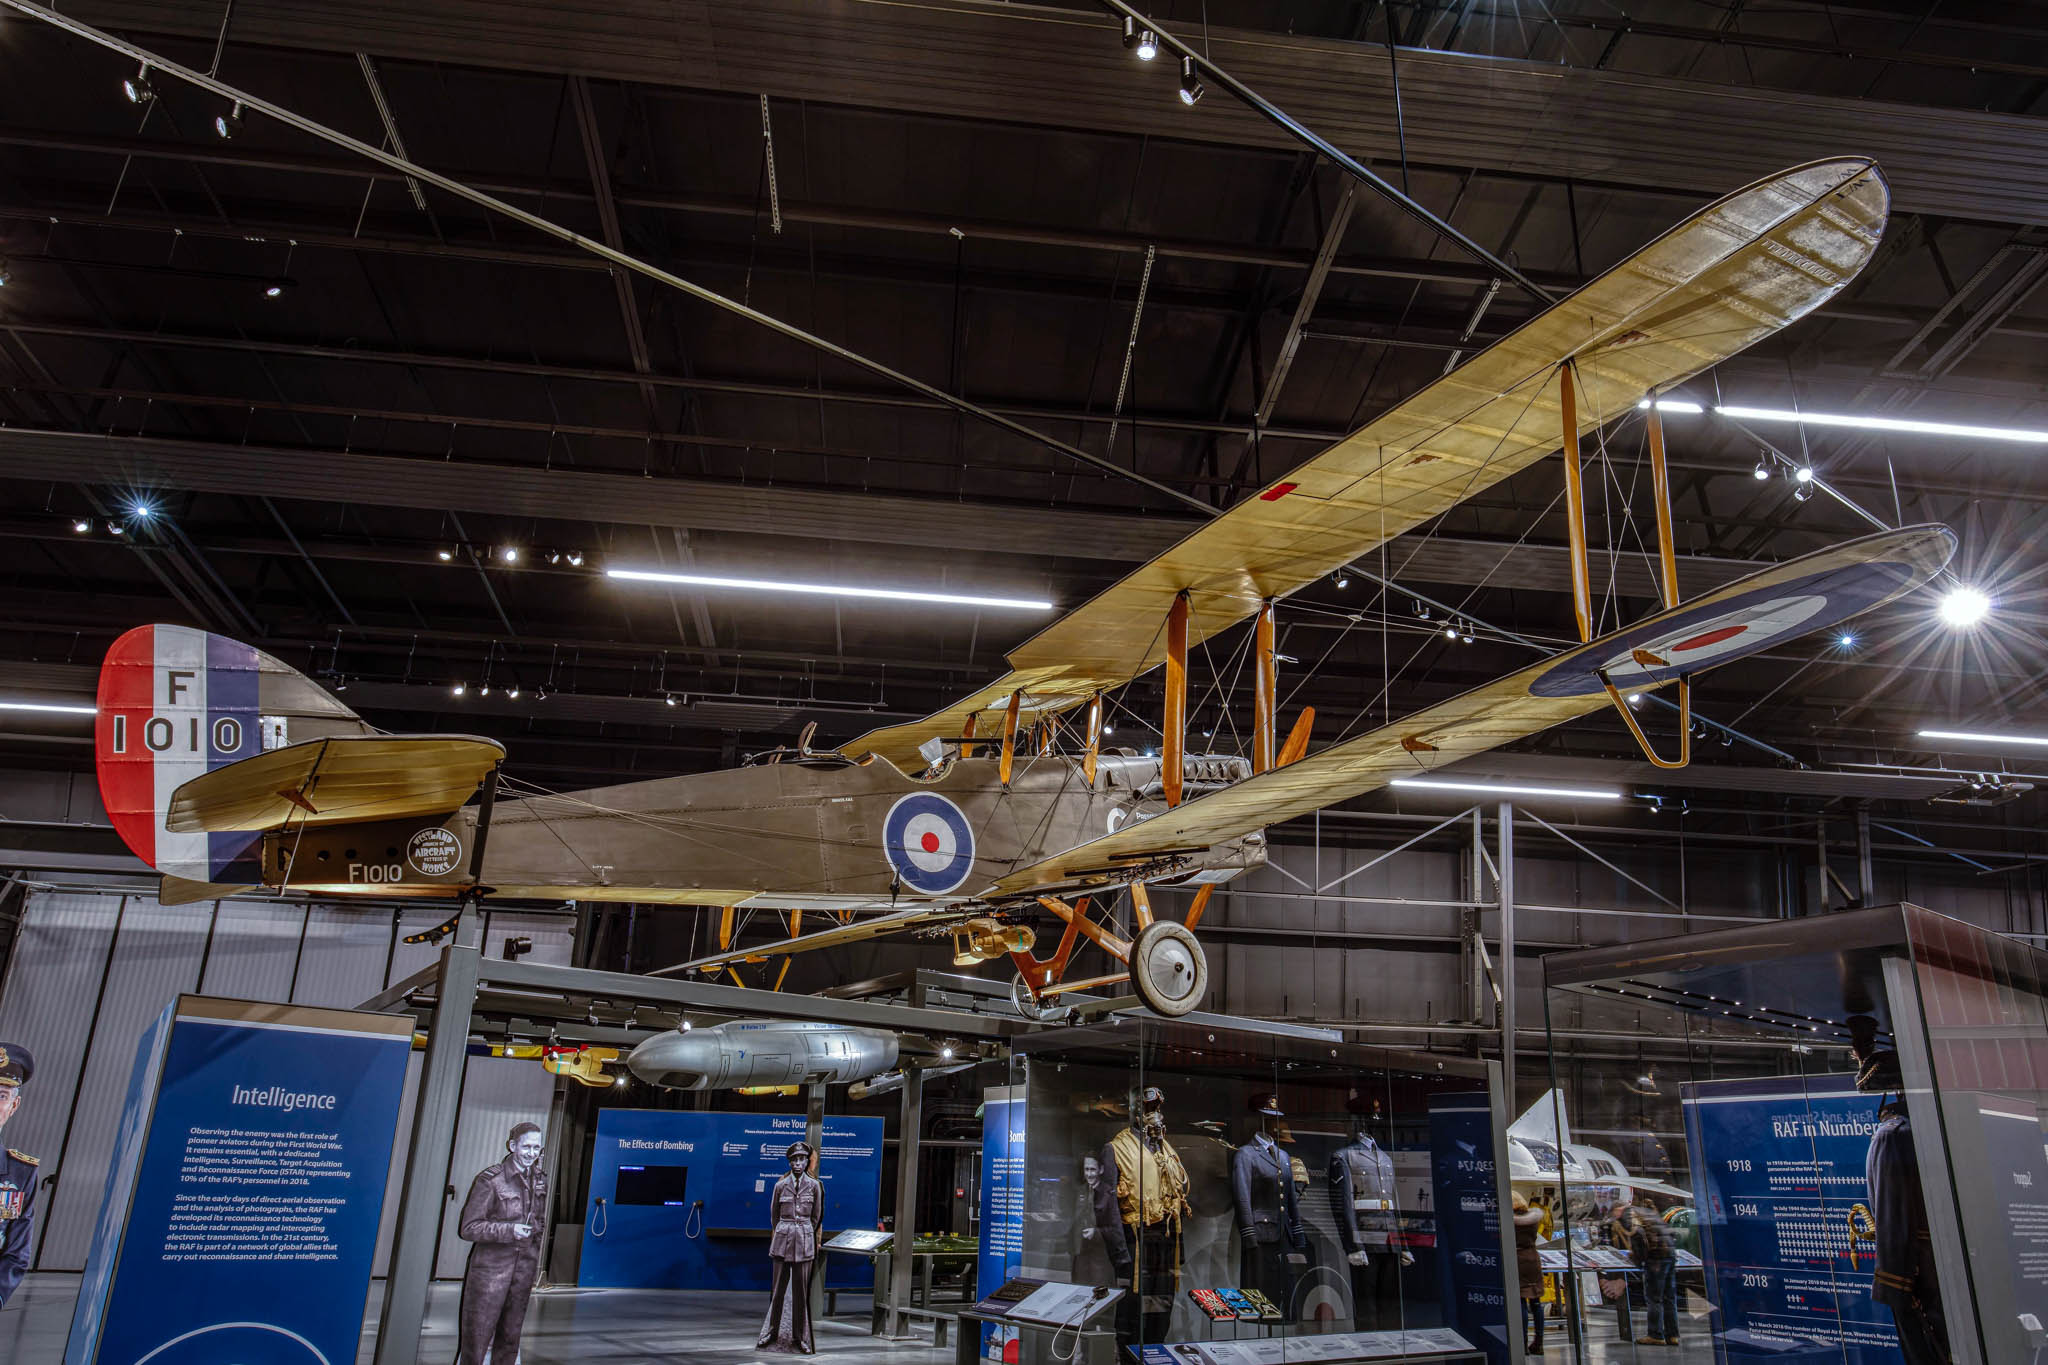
(975, 1015), (1510, 1363)
(1540, 903), (2048, 1365)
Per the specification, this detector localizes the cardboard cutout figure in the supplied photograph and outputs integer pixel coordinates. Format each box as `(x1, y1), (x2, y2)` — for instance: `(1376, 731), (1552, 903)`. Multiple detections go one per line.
(759, 1141), (824, 1354)
(0, 1044), (39, 1310)
(457, 1121), (548, 1364)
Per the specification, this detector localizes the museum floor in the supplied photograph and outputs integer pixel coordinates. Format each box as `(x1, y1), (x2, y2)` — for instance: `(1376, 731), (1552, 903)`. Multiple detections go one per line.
(1, 1273), (1709, 1363)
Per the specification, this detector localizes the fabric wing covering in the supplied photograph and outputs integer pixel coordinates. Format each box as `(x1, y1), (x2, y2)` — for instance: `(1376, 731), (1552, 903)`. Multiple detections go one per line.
(845, 158), (1890, 769)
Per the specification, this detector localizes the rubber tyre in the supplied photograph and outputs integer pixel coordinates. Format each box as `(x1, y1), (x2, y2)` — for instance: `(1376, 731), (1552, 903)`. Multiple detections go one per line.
(1129, 920), (1208, 1017)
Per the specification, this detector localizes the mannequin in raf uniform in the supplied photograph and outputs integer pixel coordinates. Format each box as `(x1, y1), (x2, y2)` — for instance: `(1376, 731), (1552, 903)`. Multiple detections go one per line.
(759, 1140), (825, 1353)
(457, 1121), (548, 1364)
(0, 1044), (38, 1310)
(1231, 1093), (1307, 1314)
(1849, 1018), (1951, 1365)
(1328, 1096), (1411, 1331)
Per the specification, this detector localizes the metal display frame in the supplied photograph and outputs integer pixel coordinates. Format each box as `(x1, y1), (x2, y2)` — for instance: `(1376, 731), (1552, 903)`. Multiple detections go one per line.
(352, 952), (1516, 1365)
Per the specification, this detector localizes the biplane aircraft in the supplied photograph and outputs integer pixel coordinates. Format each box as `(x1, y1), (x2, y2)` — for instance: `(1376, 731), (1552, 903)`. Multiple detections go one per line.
(94, 158), (1955, 1017)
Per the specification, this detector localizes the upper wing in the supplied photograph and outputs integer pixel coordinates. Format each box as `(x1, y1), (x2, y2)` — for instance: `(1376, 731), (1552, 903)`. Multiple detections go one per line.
(166, 735), (505, 833)
(984, 525), (1954, 896)
(845, 159), (1890, 767)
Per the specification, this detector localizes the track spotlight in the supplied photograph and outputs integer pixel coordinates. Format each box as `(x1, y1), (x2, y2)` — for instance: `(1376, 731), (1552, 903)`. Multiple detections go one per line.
(72, 519), (91, 533)
(437, 547), (454, 561)
(665, 694), (678, 707)
(214, 101), (244, 140)
(1178, 56), (1204, 105)
(546, 550), (561, 565)
(108, 521), (125, 536)
(262, 281), (293, 299)
(1793, 465), (1814, 484)
(1412, 600), (1430, 620)
(333, 677), (348, 693)
(1938, 586), (1991, 628)
(1135, 27), (1159, 60)
(566, 551), (584, 567)
(479, 684), (491, 697)
(1837, 633), (1856, 649)
(1626, 692), (1642, 706)
(452, 683), (466, 697)
(1444, 623), (1459, 640)
(1752, 456), (1771, 480)
(535, 686), (548, 701)
(1104, 722), (1116, 735)
(130, 500), (156, 521)
(506, 687), (520, 699)
(1334, 569), (1350, 589)
(1460, 629), (1475, 644)
(123, 63), (156, 104)
(1793, 481), (1813, 502)
(500, 546), (520, 563)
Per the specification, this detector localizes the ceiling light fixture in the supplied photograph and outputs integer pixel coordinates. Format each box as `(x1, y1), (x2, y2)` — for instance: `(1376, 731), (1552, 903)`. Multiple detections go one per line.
(1916, 728), (2048, 749)
(1177, 56), (1204, 105)
(606, 567), (1054, 611)
(214, 100), (244, 139)
(130, 500), (155, 520)
(506, 688), (520, 699)
(1135, 27), (1159, 60)
(1752, 457), (1771, 481)
(437, 548), (453, 561)
(1794, 466), (1814, 483)
(263, 280), (295, 298)
(72, 519), (91, 533)
(1443, 623), (1459, 640)
(1836, 633), (1856, 649)
(1390, 777), (1624, 801)
(108, 521), (125, 536)
(566, 551), (584, 567)
(500, 546), (520, 563)
(0, 700), (97, 716)
(1938, 586), (1991, 628)
(1635, 398), (1703, 413)
(123, 62), (156, 104)
(479, 684), (491, 697)
(1334, 569), (1350, 589)
(664, 694), (678, 707)
(1717, 404), (2048, 445)
(451, 683), (466, 697)
(1792, 482), (1814, 502)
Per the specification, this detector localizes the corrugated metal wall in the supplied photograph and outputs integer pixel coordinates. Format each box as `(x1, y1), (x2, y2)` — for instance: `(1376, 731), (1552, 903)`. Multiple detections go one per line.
(0, 886), (572, 1277)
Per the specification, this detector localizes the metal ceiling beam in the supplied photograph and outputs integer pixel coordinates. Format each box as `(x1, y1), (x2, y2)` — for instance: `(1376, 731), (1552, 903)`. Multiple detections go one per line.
(61, 0), (2048, 223)
(0, 428), (1780, 600)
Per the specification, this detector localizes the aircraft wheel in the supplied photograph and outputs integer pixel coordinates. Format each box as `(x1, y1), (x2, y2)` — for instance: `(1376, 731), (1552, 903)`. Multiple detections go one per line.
(1130, 921), (1208, 1017)
(1010, 972), (1073, 1024)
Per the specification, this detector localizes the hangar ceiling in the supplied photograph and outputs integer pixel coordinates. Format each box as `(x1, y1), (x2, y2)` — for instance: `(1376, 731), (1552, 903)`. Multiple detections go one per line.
(2, 0), (2045, 865)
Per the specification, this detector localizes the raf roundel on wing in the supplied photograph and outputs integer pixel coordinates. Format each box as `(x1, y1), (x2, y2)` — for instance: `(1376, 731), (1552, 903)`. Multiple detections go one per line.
(882, 793), (976, 895)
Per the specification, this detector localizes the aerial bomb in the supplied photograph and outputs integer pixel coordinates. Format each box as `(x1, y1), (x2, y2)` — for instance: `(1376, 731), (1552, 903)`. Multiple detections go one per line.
(626, 1019), (899, 1091)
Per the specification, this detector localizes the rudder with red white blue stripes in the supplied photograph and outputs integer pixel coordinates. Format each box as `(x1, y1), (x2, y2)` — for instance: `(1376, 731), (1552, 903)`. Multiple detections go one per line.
(96, 624), (267, 884)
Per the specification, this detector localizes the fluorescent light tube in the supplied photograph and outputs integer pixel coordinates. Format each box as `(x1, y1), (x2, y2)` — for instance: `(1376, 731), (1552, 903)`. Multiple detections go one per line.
(0, 700), (96, 715)
(1635, 399), (1704, 413)
(607, 568), (1053, 611)
(1717, 405), (2048, 444)
(1916, 729), (2048, 749)
(1390, 777), (1623, 801)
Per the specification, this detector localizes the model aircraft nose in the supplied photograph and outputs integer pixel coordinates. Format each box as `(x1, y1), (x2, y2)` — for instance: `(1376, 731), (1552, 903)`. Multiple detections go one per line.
(627, 1029), (718, 1088)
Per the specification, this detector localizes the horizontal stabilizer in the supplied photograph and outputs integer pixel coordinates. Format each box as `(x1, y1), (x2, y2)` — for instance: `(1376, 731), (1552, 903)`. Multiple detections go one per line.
(158, 875), (258, 906)
(166, 734), (505, 833)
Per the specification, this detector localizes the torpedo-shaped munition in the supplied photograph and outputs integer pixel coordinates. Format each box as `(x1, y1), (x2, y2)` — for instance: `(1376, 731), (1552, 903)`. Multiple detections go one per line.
(626, 1019), (900, 1090)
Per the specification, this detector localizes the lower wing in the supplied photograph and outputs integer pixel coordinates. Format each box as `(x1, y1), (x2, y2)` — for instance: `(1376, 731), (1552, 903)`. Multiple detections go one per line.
(987, 524), (1954, 895)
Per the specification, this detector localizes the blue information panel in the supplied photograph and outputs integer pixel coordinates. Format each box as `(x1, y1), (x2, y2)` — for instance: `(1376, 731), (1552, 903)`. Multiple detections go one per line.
(65, 996), (412, 1365)
(578, 1109), (882, 1291)
(1428, 1092), (1510, 1365)
(976, 1087), (1026, 1362)
(1682, 1075), (1902, 1364)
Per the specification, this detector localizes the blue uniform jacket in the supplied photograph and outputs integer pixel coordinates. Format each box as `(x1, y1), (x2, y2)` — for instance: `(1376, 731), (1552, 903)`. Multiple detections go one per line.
(0, 1147), (40, 1307)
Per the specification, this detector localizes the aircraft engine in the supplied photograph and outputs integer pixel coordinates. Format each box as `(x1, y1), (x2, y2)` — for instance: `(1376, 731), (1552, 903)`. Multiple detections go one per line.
(625, 1019), (899, 1091)
(950, 916), (1032, 965)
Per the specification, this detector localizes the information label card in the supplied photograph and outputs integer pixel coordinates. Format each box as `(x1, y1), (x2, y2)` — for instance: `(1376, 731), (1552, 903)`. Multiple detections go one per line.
(65, 995), (412, 1365)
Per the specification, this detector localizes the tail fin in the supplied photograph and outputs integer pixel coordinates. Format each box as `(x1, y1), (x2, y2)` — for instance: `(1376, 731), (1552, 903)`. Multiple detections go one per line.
(95, 624), (371, 883)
